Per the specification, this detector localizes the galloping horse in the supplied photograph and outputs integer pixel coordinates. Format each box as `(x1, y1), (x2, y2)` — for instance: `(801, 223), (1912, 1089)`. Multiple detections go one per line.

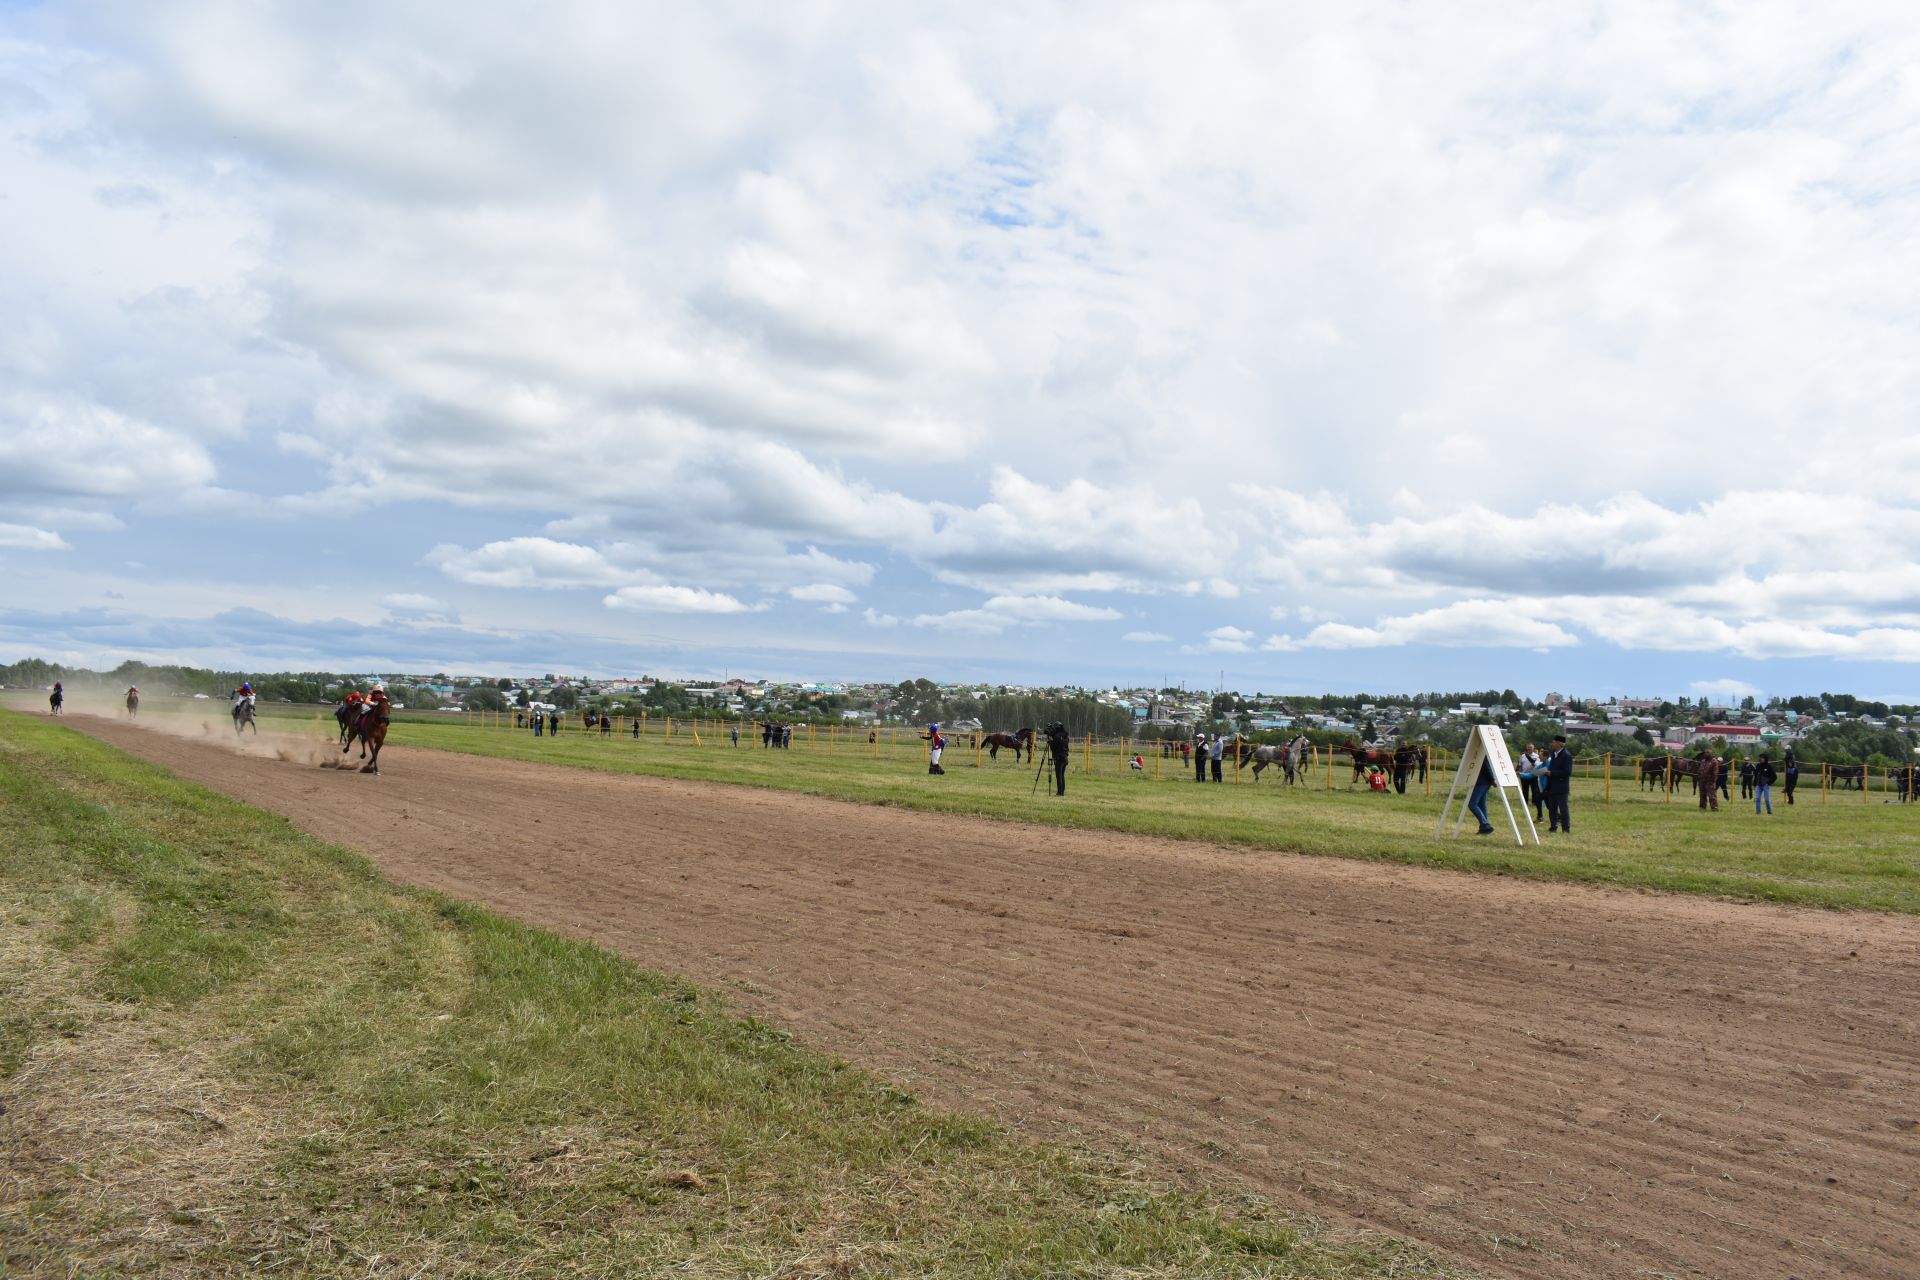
(334, 699), (363, 747)
(342, 699), (391, 774)
(125, 688), (139, 719)
(1337, 740), (1396, 785)
(982, 727), (1034, 762)
(231, 695), (257, 736)
(48, 687), (63, 715)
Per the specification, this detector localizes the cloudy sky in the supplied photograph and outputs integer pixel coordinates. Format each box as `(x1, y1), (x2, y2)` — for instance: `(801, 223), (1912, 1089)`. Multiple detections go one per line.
(3, 1), (1919, 699)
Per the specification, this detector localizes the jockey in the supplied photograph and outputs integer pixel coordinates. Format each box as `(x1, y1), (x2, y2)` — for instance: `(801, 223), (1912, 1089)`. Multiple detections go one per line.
(236, 681), (254, 704)
(365, 681), (391, 713)
(925, 722), (946, 775)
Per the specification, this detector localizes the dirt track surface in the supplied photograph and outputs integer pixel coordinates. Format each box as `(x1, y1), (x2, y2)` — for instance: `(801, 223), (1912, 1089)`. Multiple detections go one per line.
(62, 714), (1920, 1279)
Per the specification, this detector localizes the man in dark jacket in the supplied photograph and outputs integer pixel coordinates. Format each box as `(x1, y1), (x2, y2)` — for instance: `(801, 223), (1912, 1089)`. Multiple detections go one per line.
(1544, 734), (1574, 833)
(1782, 748), (1798, 804)
(1194, 734), (1208, 783)
(1753, 753), (1777, 814)
(1045, 722), (1072, 796)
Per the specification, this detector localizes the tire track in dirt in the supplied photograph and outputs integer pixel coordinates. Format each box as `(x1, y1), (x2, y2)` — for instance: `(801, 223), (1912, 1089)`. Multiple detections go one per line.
(61, 715), (1920, 1280)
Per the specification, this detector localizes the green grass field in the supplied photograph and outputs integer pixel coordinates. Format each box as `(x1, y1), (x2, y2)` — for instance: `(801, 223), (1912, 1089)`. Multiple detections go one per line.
(0, 707), (1469, 1277)
(35, 694), (1920, 913)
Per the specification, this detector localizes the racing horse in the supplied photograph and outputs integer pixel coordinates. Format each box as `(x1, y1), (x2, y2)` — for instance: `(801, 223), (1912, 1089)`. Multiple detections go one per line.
(231, 695), (257, 736)
(48, 686), (63, 715)
(982, 727), (1034, 762)
(342, 698), (391, 774)
(334, 699), (364, 747)
(125, 688), (139, 719)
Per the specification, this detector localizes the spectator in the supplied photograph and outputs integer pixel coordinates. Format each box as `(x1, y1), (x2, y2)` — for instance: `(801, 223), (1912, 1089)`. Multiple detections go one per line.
(730, 724), (739, 747)
(533, 712), (543, 737)
(1718, 752), (1733, 802)
(1544, 734), (1574, 833)
(1518, 743), (1541, 818)
(1782, 748), (1798, 805)
(1209, 732), (1226, 782)
(1753, 752), (1776, 815)
(1739, 758), (1755, 799)
(1194, 734), (1208, 783)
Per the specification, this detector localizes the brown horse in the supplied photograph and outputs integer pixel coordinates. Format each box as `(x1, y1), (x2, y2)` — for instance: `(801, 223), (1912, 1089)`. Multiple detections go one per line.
(342, 700), (391, 774)
(125, 689), (139, 719)
(982, 727), (1034, 762)
(1337, 739), (1396, 784)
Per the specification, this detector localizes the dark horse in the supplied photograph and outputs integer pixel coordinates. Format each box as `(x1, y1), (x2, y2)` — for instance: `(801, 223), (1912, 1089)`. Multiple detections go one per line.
(125, 689), (139, 719)
(334, 699), (361, 747)
(1638, 756), (1672, 790)
(1830, 763), (1866, 791)
(1337, 740), (1395, 785)
(231, 695), (257, 735)
(48, 687), (63, 715)
(342, 699), (390, 774)
(982, 727), (1034, 762)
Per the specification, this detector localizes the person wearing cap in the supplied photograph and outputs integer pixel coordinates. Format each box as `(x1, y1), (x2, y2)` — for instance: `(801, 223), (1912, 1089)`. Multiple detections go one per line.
(49, 681), (64, 715)
(1193, 733), (1208, 783)
(1543, 733), (1574, 833)
(924, 722), (946, 775)
(1208, 731), (1226, 782)
(1752, 752), (1777, 814)
(126, 685), (140, 718)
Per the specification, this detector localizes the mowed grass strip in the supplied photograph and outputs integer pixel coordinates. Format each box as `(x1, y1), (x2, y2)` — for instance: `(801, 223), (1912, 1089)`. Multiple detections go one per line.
(0, 709), (1472, 1279)
(291, 707), (1920, 914)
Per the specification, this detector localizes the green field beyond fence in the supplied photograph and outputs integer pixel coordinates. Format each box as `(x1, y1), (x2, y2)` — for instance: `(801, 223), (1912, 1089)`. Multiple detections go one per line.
(65, 696), (1920, 914)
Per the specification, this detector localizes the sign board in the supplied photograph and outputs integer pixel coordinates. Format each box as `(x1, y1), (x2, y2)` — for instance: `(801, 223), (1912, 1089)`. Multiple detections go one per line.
(1459, 724), (1520, 789)
(1434, 725), (1538, 844)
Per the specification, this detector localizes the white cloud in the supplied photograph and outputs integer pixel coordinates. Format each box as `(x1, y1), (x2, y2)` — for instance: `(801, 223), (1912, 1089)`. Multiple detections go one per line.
(788, 583), (857, 604)
(427, 538), (628, 589)
(1266, 600), (1579, 651)
(603, 585), (761, 614)
(1123, 630), (1171, 642)
(0, 523), (70, 551)
(1690, 678), (1762, 705)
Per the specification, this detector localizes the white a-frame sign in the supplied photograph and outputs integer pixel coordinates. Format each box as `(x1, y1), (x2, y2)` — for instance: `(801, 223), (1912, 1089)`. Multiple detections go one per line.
(1434, 725), (1540, 845)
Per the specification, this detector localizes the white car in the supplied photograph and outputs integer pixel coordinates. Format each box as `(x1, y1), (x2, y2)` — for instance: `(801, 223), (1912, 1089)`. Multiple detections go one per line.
(193, 693), (210, 700)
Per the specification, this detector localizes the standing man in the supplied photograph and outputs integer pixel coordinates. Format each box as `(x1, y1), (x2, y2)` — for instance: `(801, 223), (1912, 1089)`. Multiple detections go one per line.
(1782, 747), (1798, 805)
(1696, 749), (1721, 811)
(1544, 734), (1574, 834)
(1209, 732), (1226, 782)
(925, 722), (946, 775)
(1739, 757), (1755, 799)
(729, 724), (739, 747)
(1045, 721), (1071, 797)
(1718, 751), (1733, 804)
(1194, 734), (1208, 783)
(1753, 752), (1776, 814)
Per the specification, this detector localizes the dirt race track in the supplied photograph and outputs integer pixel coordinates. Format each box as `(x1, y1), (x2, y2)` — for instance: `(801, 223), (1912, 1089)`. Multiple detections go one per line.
(62, 714), (1920, 1280)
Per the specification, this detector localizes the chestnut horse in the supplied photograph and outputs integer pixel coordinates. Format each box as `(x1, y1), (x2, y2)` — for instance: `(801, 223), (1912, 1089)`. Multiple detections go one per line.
(342, 699), (391, 774)
(1337, 740), (1396, 784)
(982, 727), (1034, 762)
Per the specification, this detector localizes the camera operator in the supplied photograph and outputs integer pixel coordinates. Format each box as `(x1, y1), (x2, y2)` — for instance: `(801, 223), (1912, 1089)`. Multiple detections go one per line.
(1044, 722), (1072, 796)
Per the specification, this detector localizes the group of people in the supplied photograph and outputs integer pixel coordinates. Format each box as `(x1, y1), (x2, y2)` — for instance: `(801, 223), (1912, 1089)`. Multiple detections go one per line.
(1191, 732), (1228, 782)
(517, 709), (563, 737)
(760, 721), (794, 749)
(1470, 735), (1575, 835)
(1691, 747), (1788, 814)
